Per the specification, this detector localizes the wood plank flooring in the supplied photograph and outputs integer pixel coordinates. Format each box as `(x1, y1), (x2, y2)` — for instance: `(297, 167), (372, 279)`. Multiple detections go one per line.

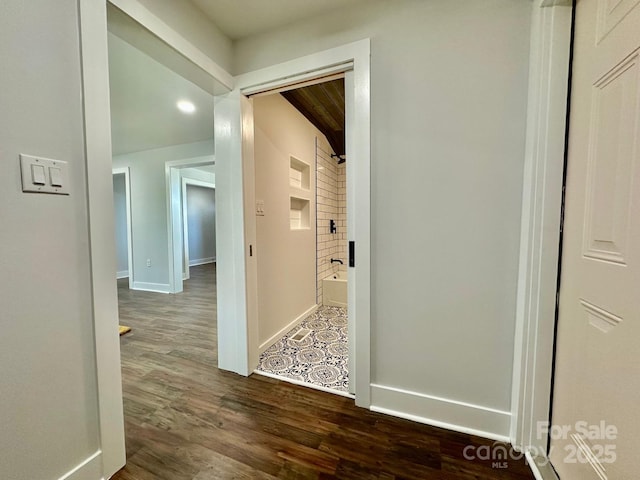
(113, 264), (534, 479)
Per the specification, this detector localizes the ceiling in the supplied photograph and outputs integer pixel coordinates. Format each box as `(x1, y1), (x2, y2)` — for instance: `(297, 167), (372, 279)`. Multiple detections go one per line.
(281, 78), (345, 157)
(191, 0), (368, 40)
(107, 2), (351, 156)
(107, 32), (215, 156)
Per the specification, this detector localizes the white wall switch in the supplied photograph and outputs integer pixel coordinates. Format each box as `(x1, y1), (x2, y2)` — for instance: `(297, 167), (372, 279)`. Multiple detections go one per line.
(49, 167), (63, 187)
(20, 154), (70, 195)
(256, 200), (265, 216)
(31, 164), (46, 185)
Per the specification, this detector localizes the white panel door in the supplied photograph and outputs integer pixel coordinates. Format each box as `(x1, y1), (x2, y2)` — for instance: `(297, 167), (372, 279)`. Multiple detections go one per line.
(550, 1), (640, 478)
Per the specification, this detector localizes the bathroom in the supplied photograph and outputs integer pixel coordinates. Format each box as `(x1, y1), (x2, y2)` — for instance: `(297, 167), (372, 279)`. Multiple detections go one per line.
(252, 78), (350, 395)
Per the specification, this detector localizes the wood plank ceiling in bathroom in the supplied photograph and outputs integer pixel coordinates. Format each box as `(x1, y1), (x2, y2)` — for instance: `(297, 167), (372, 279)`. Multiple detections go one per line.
(281, 78), (345, 157)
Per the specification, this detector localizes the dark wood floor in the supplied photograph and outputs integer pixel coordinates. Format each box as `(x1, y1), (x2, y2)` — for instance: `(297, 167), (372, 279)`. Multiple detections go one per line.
(113, 264), (533, 479)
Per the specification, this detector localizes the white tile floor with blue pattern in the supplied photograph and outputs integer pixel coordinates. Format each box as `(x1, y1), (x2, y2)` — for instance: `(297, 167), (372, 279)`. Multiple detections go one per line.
(256, 306), (349, 392)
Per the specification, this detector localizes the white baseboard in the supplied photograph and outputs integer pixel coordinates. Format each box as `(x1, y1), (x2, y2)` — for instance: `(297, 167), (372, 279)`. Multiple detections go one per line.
(526, 451), (559, 480)
(58, 450), (103, 480)
(370, 384), (511, 442)
(323, 299), (347, 308)
(116, 270), (129, 279)
(131, 281), (171, 294)
(189, 256), (215, 266)
(259, 304), (318, 353)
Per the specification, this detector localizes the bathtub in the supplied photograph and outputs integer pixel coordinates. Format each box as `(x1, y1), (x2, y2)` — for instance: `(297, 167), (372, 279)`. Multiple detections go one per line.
(322, 270), (347, 308)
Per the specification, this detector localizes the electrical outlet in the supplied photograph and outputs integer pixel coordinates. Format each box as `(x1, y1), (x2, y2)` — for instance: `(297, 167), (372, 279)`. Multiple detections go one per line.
(146, 258), (151, 267)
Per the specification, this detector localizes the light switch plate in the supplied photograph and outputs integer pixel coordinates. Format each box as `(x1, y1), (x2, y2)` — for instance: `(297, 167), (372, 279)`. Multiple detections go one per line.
(256, 200), (265, 216)
(20, 154), (70, 195)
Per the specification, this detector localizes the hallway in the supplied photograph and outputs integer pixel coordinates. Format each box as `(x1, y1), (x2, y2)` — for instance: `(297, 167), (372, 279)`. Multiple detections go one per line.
(113, 264), (533, 479)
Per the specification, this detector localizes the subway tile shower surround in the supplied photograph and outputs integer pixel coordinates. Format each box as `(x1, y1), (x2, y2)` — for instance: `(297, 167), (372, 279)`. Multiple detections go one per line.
(316, 136), (347, 304)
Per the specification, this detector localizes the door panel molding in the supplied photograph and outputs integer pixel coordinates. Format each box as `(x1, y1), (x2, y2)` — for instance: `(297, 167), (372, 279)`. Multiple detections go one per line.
(597, 0), (640, 43)
(583, 50), (640, 266)
(580, 298), (623, 333)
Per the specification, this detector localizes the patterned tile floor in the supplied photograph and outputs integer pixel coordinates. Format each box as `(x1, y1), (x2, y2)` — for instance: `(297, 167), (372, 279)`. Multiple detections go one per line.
(256, 306), (349, 392)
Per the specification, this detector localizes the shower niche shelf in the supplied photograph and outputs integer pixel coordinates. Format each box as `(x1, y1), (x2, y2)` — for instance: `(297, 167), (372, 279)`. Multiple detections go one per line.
(290, 196), (310, 230)
(289, 156), (310, 191)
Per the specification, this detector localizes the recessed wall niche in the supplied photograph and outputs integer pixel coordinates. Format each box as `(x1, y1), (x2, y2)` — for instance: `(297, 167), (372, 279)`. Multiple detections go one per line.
(290, 196), (310, 230)
(289, 156), (310, 191)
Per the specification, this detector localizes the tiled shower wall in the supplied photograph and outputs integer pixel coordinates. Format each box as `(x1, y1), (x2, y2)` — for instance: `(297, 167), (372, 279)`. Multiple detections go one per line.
(337, 162), (346, 264)
(316, 137), (347, 304)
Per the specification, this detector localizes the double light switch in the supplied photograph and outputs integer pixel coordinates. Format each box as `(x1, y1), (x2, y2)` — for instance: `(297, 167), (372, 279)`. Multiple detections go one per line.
(20, 154), (70, 195)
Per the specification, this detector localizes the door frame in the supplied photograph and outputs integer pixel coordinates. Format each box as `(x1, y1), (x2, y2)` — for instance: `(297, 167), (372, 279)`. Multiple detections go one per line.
(181, 177), (216, 281)
(112, 167), (134, 287)
(215, 39), (371, 406)
(79, 0), (232, 477)
(510, 0), (573, 474)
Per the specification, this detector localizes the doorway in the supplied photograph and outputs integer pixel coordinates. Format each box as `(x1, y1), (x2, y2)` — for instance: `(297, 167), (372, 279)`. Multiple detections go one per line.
(217, 40), (371, 405)
(80, 0), (234, 473)
(166, 159), (216, 293)
(182, 176), (216, 281)
(248, 78), (352, 396)
(105, 9), (218, 294)
(101, 2), (225, 477)
(112, 168), (133, 289)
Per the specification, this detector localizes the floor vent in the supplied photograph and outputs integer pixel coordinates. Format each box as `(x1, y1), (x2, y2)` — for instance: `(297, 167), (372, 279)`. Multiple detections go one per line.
(290, 328), (311, 342)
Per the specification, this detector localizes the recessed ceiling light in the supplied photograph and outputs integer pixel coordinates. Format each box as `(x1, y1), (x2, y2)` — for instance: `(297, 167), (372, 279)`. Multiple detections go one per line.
(177, 100), (196, 114)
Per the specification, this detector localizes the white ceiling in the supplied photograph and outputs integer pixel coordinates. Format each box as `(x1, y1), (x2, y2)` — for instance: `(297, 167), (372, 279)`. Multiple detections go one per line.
(191, 0), (369, 40)
(108, 32), (215, 156)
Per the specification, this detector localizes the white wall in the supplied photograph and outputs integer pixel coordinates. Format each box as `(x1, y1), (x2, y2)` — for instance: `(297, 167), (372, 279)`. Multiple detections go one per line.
(254, 94), (324, 349)
(186, 184), (216, 264)
(113, 173), (129, 276)
(0, 0), (101, 478)
(237, 0), (531, 436)
(112, 140), (214, 290)
(133, 0), (233, 72)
